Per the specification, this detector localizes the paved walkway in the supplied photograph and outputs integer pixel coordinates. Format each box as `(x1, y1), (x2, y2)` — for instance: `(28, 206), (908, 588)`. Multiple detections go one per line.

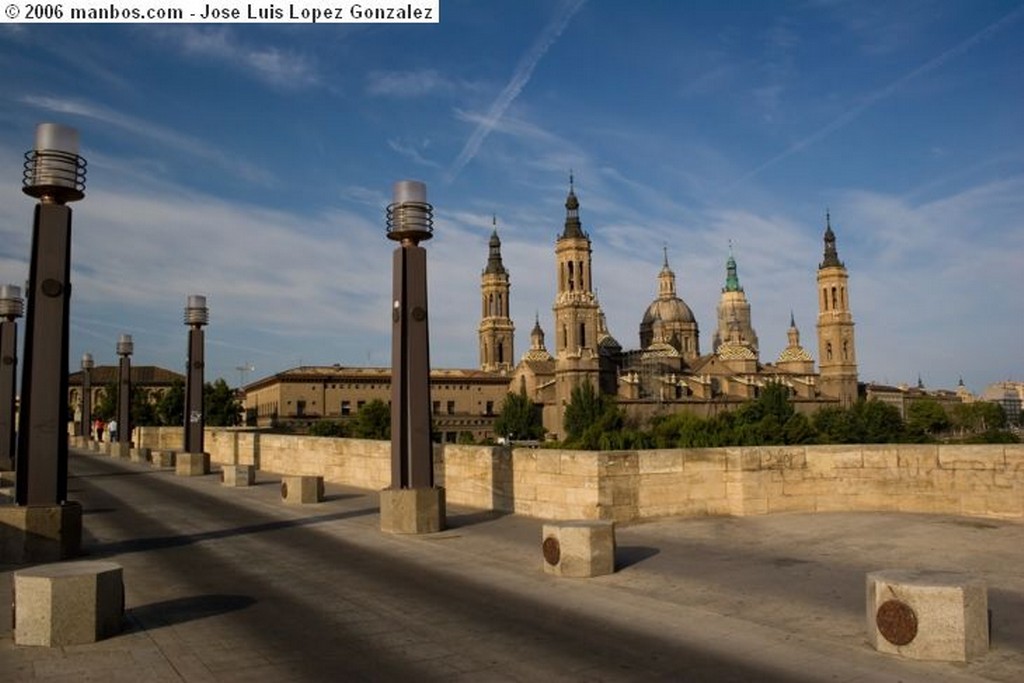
(1, 449), (1022, 681)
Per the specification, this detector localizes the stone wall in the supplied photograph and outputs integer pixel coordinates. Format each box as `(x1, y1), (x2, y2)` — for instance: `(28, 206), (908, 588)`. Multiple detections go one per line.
(134, 427), (1022, 522)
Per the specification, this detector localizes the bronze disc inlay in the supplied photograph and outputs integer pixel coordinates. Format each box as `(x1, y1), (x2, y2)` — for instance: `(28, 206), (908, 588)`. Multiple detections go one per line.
(542, 536), (560, 566)
(876, 599), (918, 646)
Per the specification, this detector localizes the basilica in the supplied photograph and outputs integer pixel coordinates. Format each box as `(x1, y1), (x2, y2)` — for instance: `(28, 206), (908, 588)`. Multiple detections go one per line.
(479, 180), (859, 439)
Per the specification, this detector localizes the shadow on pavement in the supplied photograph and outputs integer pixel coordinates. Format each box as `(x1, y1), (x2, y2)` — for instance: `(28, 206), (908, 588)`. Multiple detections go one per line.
(127, 593), (257, 629)
(86, 508), (378, 557)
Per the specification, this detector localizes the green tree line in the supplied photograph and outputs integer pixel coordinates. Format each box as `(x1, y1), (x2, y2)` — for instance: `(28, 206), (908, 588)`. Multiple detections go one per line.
(89, 378), (242, 428)
(550, 381), (1016, 450)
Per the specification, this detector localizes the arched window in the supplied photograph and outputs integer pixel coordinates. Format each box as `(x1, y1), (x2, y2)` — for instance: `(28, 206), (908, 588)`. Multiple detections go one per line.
(567, 262), (575, 291)
(826, 341), (833, 361)
(579, 322), (586, 348)
(498, 342), (504, 364)
(831, 286), (837, 309)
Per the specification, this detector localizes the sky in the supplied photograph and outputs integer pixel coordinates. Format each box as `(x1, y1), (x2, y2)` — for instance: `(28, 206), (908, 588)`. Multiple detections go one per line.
(0, 0), (1021, 395)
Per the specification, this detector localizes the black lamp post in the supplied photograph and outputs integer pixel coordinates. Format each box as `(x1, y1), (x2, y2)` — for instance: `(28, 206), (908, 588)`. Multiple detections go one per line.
(81, 353), (93, 445)
(116, 334), (132, 456)
(387, 180), (434, 490)
(381, 180), (445, 534)
(15, 123), (85, 506)
(184, 295), (207, 456)
(0, 285), (24, 472)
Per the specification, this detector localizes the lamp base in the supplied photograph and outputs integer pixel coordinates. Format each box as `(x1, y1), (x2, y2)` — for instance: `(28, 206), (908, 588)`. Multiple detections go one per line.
(0, 501), (82, 563)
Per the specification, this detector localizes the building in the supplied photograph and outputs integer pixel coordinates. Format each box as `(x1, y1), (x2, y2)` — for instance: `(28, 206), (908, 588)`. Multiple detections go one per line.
(243, 179), (864, 443)
(981, 381), (1024, 424)
(507, 181), (860, 438)
(242, 365), (510, 443)
(67, 365), (184, 430)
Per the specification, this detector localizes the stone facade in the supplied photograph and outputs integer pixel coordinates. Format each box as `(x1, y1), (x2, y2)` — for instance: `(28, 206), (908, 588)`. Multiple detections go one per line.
(242, 366), (509, 443)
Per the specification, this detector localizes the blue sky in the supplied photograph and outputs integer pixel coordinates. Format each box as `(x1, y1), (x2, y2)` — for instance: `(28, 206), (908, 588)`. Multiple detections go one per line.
(0, 0), (1021, 394)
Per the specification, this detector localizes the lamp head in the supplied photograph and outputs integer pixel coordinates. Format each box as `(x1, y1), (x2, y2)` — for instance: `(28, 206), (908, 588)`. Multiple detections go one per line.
(184, 294), (209, 326)
(386, 180), (433, 244)
(116, 334), (133, 357)
(0, 284), (24, 319)
(22, 123), (86, 204)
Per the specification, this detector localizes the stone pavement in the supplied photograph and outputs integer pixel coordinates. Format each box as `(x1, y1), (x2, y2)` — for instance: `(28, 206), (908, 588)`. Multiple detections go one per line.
(1, 449), (1022, 682)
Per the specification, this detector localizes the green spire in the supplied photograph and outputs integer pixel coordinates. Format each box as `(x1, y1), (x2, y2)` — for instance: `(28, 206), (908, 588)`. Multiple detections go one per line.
(723, 242), (742, 292)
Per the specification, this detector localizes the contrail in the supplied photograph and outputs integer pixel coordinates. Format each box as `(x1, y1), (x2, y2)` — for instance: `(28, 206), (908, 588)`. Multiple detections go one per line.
(729, 5), (1024, 190)
(445, 0), (587, 183)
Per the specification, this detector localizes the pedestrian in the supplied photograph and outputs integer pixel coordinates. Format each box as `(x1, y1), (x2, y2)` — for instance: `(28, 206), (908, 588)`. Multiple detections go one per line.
(96, 419), (105, 442)
(108, 418), (118, 443)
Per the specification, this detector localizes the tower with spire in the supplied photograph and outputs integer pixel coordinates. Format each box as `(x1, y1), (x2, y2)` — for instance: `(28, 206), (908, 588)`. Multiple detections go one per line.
(816, 212), (858, 406)
(479, 217), (515, 374)
(639, 247), (699, 362)
(552, 174), (603, 422)
(712, 245), (758, 357)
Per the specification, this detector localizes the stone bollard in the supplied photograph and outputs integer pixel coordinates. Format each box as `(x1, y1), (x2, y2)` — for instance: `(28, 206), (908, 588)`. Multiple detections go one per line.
(176, 452), (210, 477)
(541, 520), (616, 578)
(281, 475), (324, 504)
(866, 569), (988, 662)
(151, 450), (175, 468)
(222, 464), (255, 487)
(14, 560), (124, 646)
(129, 447), (150, 464)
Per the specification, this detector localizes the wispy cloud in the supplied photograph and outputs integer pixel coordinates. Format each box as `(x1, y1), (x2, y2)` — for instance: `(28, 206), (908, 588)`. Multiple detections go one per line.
(19, 94), (274, 186)
(388, 138), (441, 168)
(366, 68), (452, 97)
(730, 4), (1024, 188)
(445, 0), (587, 182)
(158, 27), (318, 88)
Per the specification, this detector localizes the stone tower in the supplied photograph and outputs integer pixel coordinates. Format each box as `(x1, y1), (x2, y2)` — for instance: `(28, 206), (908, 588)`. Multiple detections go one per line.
(816, 213), (858, 406)
(552, 176), (602, 416)
(479, 218), (515, 374)
(712, 247), (759, 357)
(639, 247), (700, 362)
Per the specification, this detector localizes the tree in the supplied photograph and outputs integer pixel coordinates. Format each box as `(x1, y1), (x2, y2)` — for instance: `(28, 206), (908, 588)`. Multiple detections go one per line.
(563, 382), (609, 444)
(906, 398), (950, 439)
(204, 378), (241, 427)
(155, 379), (184, 427)
(350, 399), (390, 440)
(309, 420), (346, 437)
(93, 381), (118, 421)
(493, 389), (544, 442)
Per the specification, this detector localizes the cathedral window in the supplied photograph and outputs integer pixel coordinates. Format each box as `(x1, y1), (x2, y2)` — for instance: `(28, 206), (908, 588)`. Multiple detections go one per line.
(826, 342), (833, 361)
(579, 322), (586, 348)
(842, 340), (848, 360)
(567, 262), (575, 291)
(831, 286), (837, 309)
(498, 342), (504, 364)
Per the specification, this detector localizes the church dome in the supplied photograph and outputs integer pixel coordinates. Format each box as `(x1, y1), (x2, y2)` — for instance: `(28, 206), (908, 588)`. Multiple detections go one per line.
(642, 297), (696, 326)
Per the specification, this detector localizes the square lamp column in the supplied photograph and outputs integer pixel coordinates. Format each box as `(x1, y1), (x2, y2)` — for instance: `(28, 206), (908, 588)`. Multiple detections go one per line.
(178, 295), (210, 476)
(0, 285), (24, 473)
(1, 123), (86, 563)
(115, 334), (132, 459)
(379, 180), (445, 534)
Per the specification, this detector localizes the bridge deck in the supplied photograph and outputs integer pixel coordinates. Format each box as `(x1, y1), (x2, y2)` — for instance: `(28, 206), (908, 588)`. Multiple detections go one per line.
(1, 449), (1022, 681)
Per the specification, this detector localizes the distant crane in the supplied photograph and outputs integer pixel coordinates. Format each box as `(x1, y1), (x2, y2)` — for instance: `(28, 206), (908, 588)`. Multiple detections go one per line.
(235, 362), (255, 389)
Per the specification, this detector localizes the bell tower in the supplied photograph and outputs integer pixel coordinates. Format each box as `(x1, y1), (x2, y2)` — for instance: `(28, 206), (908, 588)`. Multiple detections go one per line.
(479, 217), (515, 373)
(552, 175), (601, 423)
(816, 212), (858, 406)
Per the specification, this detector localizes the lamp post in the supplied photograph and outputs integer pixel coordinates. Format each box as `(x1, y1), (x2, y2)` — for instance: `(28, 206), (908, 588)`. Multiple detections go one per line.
(183, 295), (207, 458)
(116, 334), (132, 458)
(81, 353), (93, 447)
(0, 285), (24, 472)
(380, 180), (445, 534)
(14, 123), (85, 508)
